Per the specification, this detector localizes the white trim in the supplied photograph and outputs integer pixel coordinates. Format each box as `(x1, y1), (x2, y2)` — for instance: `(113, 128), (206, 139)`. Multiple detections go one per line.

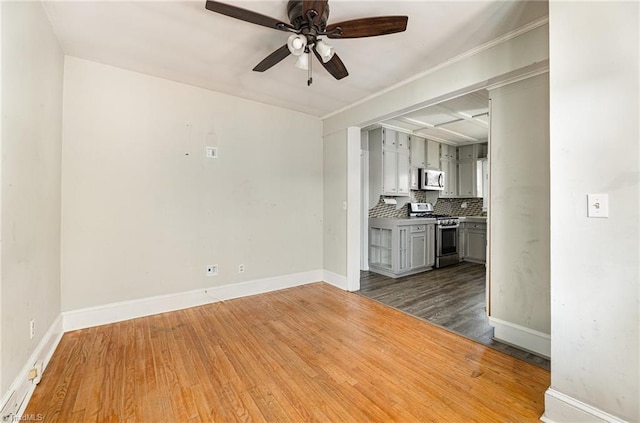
(485, 62), (550, 91)
(63, 270), (324, 331)
(542, 389), (628, 423)
(488, 316), (550, 358)
(1, 315), (64, 421)
(360, 147), (369, 271)
(322, 270), (348, 290)
(346, 127), (361, 292)
(321, 16), (549, 120)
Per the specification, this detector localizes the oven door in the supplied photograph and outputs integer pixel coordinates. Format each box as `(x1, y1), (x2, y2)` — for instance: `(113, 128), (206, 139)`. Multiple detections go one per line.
(437, 225), (459, 256)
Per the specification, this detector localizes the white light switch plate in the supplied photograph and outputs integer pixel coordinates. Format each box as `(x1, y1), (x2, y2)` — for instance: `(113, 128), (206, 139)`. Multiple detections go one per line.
(205, 146), (218, 159)
(587, 194), (609, 218)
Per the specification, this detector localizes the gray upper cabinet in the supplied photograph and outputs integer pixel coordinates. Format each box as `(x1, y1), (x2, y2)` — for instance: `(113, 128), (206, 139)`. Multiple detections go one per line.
(410, 136), (426, 169)
(456, 143), (488, 198)
(458, 160), (475, 196)
(426, 140), (441, 170)
(369, 127), (411, 197)
(458, 145), (475, 160)
(439, 144), (457, 197)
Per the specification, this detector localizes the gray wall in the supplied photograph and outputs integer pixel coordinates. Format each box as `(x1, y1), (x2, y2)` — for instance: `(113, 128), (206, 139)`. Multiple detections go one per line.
(1, 1), (63, 392)
(61, 57), (324, 311)
(488, 73), (550, 335)
(546, 1), (639, 421)
(323, 131), (348, 276)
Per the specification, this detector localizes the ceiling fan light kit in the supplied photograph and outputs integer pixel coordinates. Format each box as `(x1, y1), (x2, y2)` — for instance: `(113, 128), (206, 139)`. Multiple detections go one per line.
(287, 34), (307, 56)
(314, 39), (335, 63)
(204, 0), (408, 86)
(295, 52), (310, 70)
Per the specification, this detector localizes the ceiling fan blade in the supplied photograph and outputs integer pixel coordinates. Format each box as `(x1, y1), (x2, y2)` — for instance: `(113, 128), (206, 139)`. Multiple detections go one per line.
(205, 1), (294, 32)
(326, 16), (408, 39)
(303, 1), (328, 25)
(313, 48), (348, 80)
(253, 45), (291, 72)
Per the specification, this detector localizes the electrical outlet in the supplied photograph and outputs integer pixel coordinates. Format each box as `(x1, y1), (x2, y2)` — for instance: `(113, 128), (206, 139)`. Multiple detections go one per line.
(206, 265), (218, 276)
(29, 319), (35, 340)
(238, 264), (245, 273)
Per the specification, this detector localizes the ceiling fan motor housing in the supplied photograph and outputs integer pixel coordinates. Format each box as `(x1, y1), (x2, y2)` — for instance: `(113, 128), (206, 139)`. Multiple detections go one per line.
(287, 1), (330, 32)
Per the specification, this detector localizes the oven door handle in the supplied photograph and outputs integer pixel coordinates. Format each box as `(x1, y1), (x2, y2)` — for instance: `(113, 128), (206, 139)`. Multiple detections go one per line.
(437, 224), (460, 229)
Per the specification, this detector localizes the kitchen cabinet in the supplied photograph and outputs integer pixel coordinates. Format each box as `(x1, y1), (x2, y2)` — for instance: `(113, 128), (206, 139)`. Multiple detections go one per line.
(410, 135), (426, 168)
(426, 140), (441, 170)
(439, 143), (457, 197)
(409, 135), (426, 190)
(466, 227), (487, 263)
(458, 145), (475, 160)
(369, 218), (436, 278)
(369, 226), (393, 270)
(440, 143), (456, 160)
(459, 220), (487, 264)
(456, 143), (488, 198)
(439, 158), (457, 197)
(458, 160), (475, 196)
(369, 127), (411, 197)
(409, 223), (435, 270)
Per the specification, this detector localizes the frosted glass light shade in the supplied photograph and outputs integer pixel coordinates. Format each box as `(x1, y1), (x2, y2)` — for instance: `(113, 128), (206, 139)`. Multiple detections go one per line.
(287, 34), (307, 56)
(315, 40), (335, 63)
(295, 53), (309, 70)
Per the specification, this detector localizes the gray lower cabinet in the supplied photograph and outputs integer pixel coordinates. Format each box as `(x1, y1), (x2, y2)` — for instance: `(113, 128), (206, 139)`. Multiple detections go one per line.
(369, 218), (435, 278)
(460, 221), (487, 264)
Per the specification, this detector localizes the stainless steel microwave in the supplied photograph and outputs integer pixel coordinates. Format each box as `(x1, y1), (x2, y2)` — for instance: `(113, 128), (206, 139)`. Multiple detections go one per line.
(419, 169), (445, 190)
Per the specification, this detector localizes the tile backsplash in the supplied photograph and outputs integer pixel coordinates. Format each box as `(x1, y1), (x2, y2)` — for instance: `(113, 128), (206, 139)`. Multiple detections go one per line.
(369, 194), (484, 218)
(433, 198), (484, 216)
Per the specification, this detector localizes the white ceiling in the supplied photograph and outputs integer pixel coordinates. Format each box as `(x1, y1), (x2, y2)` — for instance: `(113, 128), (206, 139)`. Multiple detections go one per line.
(380, 89), (489, 146)
(42, 0), (548, 118)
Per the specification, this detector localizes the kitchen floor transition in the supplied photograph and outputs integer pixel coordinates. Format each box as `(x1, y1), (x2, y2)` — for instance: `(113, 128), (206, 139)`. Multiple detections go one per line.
(358, 262), (550, 370)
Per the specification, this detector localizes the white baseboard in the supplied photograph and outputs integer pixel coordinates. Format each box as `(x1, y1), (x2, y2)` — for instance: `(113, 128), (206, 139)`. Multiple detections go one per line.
(322, 269), (348, 290)
(488, 316), (550, 358)
(542, 388), (627, 423)
(0, 315), (64, 421)
(63, 269), (325, 331)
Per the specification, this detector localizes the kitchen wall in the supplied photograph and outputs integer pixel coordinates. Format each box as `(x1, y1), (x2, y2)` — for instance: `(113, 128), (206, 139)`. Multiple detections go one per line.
(488, 73), (550, 351)
(61, 57), (323, 311)
(1, 0), (63, 396)
(545, 2), (639, 421)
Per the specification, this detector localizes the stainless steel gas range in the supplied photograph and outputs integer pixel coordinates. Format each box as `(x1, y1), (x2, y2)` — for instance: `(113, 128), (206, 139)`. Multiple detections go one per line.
(408, 203), (460, 268)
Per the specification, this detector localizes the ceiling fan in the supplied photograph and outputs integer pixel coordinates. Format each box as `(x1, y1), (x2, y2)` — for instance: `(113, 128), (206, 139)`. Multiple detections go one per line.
(204, 0), (408, 85)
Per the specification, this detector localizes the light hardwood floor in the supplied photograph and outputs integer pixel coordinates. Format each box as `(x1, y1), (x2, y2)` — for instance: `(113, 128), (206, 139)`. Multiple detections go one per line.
(359, 262), (551, 370)
(26, 282), (550, 422)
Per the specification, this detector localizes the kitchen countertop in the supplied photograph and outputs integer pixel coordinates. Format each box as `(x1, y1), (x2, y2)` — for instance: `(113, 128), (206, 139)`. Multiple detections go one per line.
(458, 216), (487, 223)
(369, 217), (437, 224)
(369, 216), (487, 223)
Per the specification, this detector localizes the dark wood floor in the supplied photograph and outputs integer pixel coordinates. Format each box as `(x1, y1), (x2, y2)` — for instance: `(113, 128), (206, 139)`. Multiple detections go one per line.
(26, 283), (550, 422)
(359, 262), (551, 370)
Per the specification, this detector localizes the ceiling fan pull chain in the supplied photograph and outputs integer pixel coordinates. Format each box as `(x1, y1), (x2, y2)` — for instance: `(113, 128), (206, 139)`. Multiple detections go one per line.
(307, 51), (313, 86)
